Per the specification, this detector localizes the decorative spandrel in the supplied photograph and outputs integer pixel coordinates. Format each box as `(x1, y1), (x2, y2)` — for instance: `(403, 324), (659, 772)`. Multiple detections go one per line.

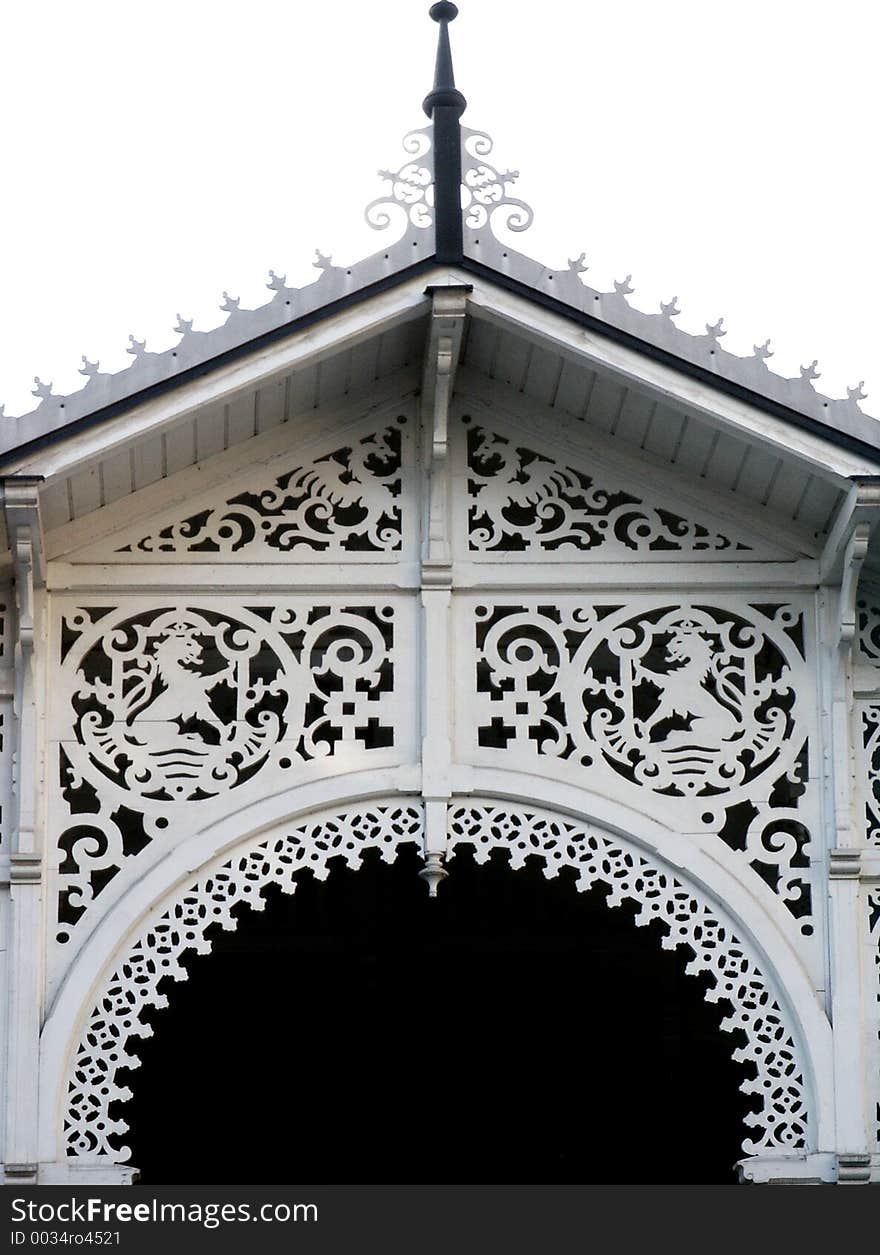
(98, 418), (411, 562)
(463, 596), (818, 931)
(460, 415), (791, 560)
(52, 598), (411, 943)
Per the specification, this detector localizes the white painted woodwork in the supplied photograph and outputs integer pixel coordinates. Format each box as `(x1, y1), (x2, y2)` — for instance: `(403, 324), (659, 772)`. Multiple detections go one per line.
(1, 282), (879, 1188)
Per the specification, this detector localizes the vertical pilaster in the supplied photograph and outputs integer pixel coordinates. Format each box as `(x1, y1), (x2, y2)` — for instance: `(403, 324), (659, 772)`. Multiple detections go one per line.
(820, 513), (875, 1181)
(1, 477), (45, 1181)
(418, 288), (467, 893)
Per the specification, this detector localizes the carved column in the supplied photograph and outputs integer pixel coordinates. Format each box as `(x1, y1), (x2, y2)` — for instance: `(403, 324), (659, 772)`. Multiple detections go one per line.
(1, 477), (45, 1183)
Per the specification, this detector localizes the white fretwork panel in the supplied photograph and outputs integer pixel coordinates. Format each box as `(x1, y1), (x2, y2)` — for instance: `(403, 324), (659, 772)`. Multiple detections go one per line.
(48, 596), (417, 964)
(457, 594), (822, 961)
(0, 587), (13, 849)
(63, 799), (811, 1162)
(68, 407), (416, 563)
(857, 596), (880, 667)
(860, 707), (880, 847)
(868, 890), (880, 1148)
(0, 587), (13, 1155)
(856, 596), (880, 848)
(452, 410), (794, 561)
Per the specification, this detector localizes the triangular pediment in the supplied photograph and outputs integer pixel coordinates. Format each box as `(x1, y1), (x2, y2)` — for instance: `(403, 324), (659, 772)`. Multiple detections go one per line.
(57, 379), (799, 567)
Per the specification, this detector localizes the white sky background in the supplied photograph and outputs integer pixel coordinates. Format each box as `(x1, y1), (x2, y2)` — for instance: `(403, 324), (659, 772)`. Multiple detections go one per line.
(0, 0), (877, 418)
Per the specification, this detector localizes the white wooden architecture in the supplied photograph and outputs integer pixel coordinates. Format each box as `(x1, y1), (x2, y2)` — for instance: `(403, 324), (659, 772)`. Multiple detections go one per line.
(1, 4), (879, 1185)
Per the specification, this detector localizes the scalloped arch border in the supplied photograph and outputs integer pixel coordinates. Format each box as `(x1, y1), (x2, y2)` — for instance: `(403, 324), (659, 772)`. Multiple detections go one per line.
(53, 791), (825, 1165)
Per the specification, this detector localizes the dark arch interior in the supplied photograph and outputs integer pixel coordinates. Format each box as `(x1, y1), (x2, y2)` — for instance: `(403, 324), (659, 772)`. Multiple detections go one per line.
(123, 844), (752, 1184)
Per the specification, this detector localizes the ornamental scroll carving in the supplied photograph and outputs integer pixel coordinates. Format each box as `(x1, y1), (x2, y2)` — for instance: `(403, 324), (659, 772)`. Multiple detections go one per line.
(862, 707), (880, 847)
(856, 599), (880, 847)
(869, 891), (880, 1145)
(465, 421), (753, 556)
(55, 602), (399, 940)
(63, 800), (811, 1161)
(472, 600), (815, 925)
(119, 423), (405, 557)
(857, 597), (880, 665)
(448, 801), (809, 1156)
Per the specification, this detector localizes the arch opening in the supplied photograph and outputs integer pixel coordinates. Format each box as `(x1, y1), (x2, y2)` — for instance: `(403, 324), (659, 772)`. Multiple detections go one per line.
(123, 845), (750, 1184)
(58, 799), (815, 1173)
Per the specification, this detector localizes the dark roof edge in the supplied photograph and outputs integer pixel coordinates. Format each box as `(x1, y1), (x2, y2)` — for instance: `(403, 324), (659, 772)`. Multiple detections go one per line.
(457, 256), (880, 466)
(4, 249), (878, 478)
(0, 258), (438, 474)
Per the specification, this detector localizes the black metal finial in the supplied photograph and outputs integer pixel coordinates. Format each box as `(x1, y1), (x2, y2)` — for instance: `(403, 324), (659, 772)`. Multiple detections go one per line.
(423, 2), (467, 118)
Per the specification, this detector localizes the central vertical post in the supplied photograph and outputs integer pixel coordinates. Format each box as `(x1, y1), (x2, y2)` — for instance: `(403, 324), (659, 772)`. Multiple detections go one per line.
(423, 2), (466, 265)
(418, 286), (468, 894)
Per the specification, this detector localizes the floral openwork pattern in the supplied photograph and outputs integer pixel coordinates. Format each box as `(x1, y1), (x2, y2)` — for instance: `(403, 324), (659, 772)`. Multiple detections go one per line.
(472, 600), (815, 923)
(56, 603), (399, 938)
(448, 800), (809, 1156)
(465, 421), (751, 555)
(120, 425), (404, 557)
(63, 805), (425, 1160)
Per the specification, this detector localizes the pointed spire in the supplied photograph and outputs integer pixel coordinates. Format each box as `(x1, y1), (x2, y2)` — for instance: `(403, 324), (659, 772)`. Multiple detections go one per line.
(423, 3), (465, 263)
(423, 3), (467, 118)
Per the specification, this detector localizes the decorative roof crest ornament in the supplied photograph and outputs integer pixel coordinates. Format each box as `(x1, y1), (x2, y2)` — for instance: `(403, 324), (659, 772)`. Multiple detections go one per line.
(365, 130), (434, 232)
(0, 0), (875, 459)
(461, 128), (534, 234)
(422, 1), (466, 262)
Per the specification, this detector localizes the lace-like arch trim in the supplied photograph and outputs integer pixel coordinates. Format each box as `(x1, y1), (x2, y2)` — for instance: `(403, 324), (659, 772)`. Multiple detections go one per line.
(64, 800), (809, 1161)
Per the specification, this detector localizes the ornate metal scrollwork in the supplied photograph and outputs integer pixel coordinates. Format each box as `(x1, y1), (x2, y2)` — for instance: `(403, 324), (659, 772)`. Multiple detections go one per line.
(365, 129), (435, 232)
(461, 129), (533, 234)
